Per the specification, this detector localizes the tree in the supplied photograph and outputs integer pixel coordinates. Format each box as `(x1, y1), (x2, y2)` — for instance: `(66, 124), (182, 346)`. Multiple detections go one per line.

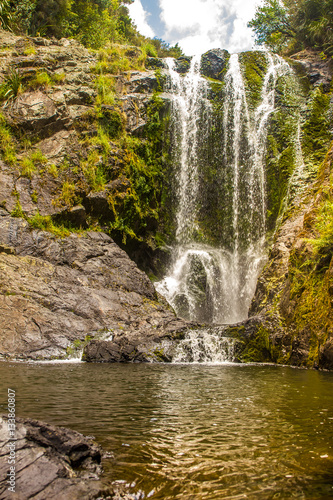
(248, 0), (297, 52)
(248, 0), (333, 54)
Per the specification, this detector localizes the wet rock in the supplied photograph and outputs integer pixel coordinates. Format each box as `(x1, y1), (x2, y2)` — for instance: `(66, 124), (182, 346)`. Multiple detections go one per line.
(53, 205), (87, 228)
(200, 49), (230, 81)
(86, 190), (114, 220)
(244, 146), (333, 369)
(174, 56), (192, 74)
(0, 414), (115, 499)
(0, 165), (15, 213)
(127, 71), (158, 94)
(319, 339), (333, 370)
(83, 330), (183, 364)
(119, 94), (150, 135)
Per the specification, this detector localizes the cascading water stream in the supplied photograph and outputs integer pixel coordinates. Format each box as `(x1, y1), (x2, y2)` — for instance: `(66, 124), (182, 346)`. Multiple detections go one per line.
(165, 55), (209, 243)
(156, 52), (295, 351)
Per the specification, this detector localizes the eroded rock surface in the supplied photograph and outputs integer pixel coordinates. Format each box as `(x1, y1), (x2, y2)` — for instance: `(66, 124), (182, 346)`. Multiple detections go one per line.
(0, 415), (113, 499)
(290, 49), (333, 90)
(0, 216), (188, 360)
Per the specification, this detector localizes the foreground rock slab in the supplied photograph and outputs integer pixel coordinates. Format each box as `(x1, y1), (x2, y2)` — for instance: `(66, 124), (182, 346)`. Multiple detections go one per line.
(0, 415), (114, 499)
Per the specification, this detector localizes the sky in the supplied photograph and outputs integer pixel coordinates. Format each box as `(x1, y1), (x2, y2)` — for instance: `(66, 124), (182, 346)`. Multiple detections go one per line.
(127, 0), (262, 56)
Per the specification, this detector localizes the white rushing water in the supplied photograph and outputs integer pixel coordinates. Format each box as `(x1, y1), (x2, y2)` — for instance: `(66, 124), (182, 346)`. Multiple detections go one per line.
(156, 53), (293, 330)
(172, 329), (236, 364)
(165, 55), (210, 243)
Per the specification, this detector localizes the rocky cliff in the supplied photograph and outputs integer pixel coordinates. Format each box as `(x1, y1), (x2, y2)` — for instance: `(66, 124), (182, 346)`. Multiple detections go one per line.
(227, 52), (333, 371)
(231, 143), (333, 370)
(0, 28), (332, 368)
(0, 29), (188, 361)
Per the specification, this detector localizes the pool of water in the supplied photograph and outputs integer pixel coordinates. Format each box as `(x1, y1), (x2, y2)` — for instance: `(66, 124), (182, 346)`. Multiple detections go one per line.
(1, 361), (333, 499)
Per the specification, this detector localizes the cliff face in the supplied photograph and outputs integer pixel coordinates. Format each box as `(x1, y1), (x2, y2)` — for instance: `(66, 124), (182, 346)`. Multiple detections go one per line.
(224, 79), (333, 369)
(230, 52), (333, 370)
(0, 28), (332, 368)
(0, 214), (190, 360)
(239, 144), (333, 370)
(0, 30), (188, 361)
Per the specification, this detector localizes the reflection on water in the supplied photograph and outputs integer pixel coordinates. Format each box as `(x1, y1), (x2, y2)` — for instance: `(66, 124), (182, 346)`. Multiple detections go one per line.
(1, 362), (333, 499)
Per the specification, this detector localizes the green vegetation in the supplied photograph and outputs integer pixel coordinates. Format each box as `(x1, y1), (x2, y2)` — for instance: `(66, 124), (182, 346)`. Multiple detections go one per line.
(28, 211), (70, 237)
(29, 71), (52, 89)
(239, 51), (268, 109)
(94, 74), (116, 106)
(11, 199), (24, 218)
(67, 87), (169, 249)
(80, 150), (106, 191)
(248, 0), (333, 55)
(238, 326), (273, 363)
(302, 87), (331, 167)
(0, 69), (23, 103)
(23, 45), (36, 56)
(18, 149), (48, 178)
(0, 115), (16, 165)
(0, 0), (12, 31)
(92, 45), (138, 75)
(287, 242), (332, 367)
(20, 156), (36, 178)
(3, 0), (183, 57)
(59, 181), (76, 207)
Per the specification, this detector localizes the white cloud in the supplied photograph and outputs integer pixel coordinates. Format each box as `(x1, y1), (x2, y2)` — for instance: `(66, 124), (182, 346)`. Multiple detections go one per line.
(159, 0), (260, 55)
(127, 0), (155, 39)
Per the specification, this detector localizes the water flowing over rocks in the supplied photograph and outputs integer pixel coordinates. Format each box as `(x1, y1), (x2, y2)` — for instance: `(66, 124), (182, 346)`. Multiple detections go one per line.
(156, 52), (292, 325)
(230, 144), (333, 370)
(0, 25), (331, 369)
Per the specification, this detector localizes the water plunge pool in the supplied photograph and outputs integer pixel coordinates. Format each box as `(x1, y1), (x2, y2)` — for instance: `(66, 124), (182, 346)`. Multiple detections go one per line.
(1, 362), (332, 499)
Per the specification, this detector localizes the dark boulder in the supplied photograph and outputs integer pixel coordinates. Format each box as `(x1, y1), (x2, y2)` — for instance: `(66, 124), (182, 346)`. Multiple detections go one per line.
(200, 49), (230, 81)
(0, 415), (113, 499)
(174, 57), (192, 74)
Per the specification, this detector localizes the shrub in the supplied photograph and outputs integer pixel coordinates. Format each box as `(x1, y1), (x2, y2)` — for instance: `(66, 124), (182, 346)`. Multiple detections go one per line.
(0, 69), (23, 102)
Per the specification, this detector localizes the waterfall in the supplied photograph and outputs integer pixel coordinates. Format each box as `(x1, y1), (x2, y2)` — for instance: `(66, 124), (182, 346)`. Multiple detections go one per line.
(156, 52), (291, 327)
(165, 55), (210, 243)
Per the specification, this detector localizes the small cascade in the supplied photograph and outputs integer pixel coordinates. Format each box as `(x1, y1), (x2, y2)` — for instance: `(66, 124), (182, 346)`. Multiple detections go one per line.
(172, 328), (236, 363)
(156, 52), (294, 327)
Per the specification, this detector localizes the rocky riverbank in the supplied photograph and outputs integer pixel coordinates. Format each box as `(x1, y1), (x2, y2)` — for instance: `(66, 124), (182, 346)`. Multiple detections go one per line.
(0, 414), (143, 499)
